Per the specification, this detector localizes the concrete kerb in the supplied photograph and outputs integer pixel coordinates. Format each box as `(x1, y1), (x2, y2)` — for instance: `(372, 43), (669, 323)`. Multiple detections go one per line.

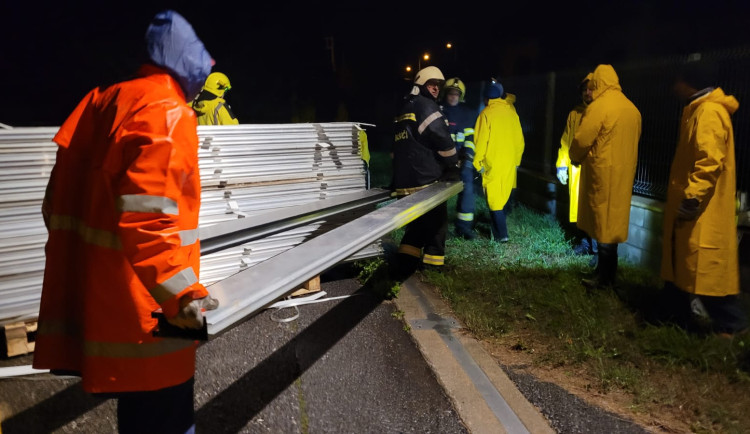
(394, 275), (554, 434)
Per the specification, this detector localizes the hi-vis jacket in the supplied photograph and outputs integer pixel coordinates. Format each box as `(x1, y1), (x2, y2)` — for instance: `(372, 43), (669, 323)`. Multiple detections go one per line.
(33, 64), (209, 393)
(556, 103), (586, 222)
(570, 65), (641, 243)
(473, 97), (525, 211)
(442, 103), (476, 160)
(392, 90), (457, 191)
(191, 92), (239, 125)
(660, 88), (739, 296)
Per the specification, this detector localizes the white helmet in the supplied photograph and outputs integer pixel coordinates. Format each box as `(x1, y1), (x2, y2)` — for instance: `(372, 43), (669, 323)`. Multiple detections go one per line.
(414, 66), (445, 85)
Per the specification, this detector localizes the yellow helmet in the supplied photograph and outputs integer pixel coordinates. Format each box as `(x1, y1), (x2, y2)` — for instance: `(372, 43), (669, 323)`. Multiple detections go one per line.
(414, 66), (445, 86)
(443, 77), (466, 102)
(203, 72), (232, 97)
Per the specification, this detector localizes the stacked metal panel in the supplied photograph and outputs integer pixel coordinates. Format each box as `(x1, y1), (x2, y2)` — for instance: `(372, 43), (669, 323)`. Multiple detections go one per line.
(0, 128), (58, 323)
(0, 123), (379, 324)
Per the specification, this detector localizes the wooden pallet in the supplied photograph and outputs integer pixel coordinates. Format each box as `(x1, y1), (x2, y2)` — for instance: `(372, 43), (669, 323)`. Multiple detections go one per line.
(2, 321), (37, 358)
(290, 276), (321, 297)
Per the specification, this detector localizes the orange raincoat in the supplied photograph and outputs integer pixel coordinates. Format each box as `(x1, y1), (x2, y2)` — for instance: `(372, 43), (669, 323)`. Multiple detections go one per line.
(33, 65), (209, 393)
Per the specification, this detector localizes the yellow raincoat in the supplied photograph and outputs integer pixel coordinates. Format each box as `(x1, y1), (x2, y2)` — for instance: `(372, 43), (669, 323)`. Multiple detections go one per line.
(570, 65), (641, 243)
(556, 104), (585, 222)
(660, 88), (739, 296)
(191, 97), (239, 125)
(473, 97), (525, 211)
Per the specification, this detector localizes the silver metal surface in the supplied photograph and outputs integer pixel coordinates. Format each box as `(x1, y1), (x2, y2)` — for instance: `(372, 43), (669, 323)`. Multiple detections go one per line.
(205, 182), (463, 337)
(200, 189), (390, 254)
(0, 123), (375, 324)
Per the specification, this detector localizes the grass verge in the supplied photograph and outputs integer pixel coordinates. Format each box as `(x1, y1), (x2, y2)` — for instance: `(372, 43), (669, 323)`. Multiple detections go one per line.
(424, 203), (750, 433)
(363, 150), (750, 432)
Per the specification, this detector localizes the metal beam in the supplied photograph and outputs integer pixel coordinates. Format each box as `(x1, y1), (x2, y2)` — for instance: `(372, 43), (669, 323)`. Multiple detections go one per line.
(205, 181), (462, 337)
(199, 188), (392, 255)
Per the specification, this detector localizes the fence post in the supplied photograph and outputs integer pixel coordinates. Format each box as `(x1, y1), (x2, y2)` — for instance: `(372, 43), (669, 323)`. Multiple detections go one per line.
(543, 72), (556, 175)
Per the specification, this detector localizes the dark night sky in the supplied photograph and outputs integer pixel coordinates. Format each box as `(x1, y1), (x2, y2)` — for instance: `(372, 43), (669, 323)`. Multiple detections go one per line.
(3, 0), (750, 128)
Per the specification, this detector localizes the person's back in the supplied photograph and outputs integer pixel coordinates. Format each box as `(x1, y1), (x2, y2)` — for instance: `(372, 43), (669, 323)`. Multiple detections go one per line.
(191, 72), (239, 125)
(570, 64), (641, 289)
(474, 93), (525, 211)
(473, 82), (525, 242)
(572, 65), (641, 244)
(34, 10), (216, 433)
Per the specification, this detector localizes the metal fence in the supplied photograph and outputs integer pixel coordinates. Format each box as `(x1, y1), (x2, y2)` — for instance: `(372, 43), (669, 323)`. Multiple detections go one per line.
(479, 46), (750, 200)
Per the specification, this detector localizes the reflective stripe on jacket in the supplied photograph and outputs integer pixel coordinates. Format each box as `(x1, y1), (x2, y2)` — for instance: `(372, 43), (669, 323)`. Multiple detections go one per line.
(443, 103), (477, 159)
(33, 64), (209, 393)
(392, 90), (457, 189)
(660, 88), (739, 296)
(191, 92), (239, 125)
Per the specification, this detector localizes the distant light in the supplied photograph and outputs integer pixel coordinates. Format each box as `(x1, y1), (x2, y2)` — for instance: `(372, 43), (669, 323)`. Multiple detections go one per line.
(423, 53), (430, 61)
(446, 43), (452, 49)
(406, 66), (412, 72)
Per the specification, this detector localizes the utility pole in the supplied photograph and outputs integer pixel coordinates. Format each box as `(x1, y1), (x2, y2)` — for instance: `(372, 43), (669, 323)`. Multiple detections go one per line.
(324, 36), (336, 72)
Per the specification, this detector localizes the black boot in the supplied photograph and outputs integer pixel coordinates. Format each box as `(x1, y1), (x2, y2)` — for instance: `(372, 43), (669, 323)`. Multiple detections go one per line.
(455, 219), (476, 240)
(582, 243), (617, 289)
(389, 253), (421, 282)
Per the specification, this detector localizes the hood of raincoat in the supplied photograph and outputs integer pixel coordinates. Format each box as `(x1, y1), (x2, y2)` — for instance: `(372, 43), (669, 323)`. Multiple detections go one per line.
(145, 10), (212, 101)
(690, 87), (739, 115)
(589, 65), (621, 100)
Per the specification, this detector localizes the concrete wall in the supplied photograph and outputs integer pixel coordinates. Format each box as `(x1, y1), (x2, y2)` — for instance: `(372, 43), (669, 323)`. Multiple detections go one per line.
(516, 168), (665, 274)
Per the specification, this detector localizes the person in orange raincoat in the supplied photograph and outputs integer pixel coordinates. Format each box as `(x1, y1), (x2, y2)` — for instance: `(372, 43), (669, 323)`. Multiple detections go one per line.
(570, 64), (641, 289)
(660, 60), (747, 336)
(33, 10), (218, 433)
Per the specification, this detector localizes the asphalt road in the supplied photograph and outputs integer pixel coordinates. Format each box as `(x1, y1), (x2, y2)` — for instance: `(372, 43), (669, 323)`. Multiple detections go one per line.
(0, 275), (466, 433)
(0, 269), (651, 433)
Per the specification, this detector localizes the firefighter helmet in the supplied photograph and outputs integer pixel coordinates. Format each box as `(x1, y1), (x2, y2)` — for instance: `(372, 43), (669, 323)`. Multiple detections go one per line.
(443, 77), (466, 102)
(414, 66), (445, 86)
(203, 72), (232, 97)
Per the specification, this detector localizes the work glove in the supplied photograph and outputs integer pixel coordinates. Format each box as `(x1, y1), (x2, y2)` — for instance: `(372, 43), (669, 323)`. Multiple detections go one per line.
(557, 167), (568, 185)
(167, 295), (220, 329)
(677, 198), (700, 220)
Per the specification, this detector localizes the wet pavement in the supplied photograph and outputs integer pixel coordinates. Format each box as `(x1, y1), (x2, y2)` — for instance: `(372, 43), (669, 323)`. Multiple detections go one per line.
(0, 269), (652, 433)
(0, 275), (466, 433)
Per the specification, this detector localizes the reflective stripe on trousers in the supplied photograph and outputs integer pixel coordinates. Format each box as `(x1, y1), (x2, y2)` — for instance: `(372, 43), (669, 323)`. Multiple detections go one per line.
(422, 254), (444, 266)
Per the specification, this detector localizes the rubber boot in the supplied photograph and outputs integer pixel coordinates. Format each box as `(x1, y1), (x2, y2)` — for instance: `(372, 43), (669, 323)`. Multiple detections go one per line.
(490, 210), (508, 243)
(455, 219), (476, 240)
(390, 253), (421, 282)
(582, 242), (617, 289)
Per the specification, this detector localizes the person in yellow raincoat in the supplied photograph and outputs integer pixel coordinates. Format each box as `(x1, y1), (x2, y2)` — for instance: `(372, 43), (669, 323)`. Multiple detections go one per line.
(660, 60), (747, 335)
(473, 81), (525, 242)
(557, 74), (595, 257)
(190, 72), (239, 125)
(570, 64), (641, 288)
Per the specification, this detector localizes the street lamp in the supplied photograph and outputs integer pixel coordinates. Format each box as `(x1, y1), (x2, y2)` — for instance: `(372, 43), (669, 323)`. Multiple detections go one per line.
(418, 52), (430, 70)
(446, 42), (452, 49)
